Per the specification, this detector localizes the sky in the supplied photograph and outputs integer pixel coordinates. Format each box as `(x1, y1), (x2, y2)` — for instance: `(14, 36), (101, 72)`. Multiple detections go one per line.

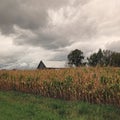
(0, 0), (120, 69)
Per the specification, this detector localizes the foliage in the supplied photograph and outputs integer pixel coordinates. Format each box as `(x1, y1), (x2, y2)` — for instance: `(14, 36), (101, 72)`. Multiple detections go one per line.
(87, 49), (120, 67)
(110, 52), (120, 67)
(67, 49), (84, 67)
(87, 53), (98, 66)
(0, 67), (120, 107)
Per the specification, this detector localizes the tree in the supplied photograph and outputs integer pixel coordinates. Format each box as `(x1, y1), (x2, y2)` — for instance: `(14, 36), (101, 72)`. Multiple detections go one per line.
(97, 49), (104, 66)
(102, 50), (113, 66)
(87, 49), (120, 67)
(67, 49), (84, 67)
(110, 52), (120, 67)
(87, 53), (98, 66)
(87, 49), (104, 66)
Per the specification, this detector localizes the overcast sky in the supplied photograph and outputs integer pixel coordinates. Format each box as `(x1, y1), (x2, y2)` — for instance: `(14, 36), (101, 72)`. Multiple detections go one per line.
(0, 0), (120, 69)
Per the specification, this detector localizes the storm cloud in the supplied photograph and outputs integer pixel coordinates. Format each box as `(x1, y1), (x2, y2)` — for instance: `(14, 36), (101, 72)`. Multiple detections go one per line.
(0, 0), (120, 69)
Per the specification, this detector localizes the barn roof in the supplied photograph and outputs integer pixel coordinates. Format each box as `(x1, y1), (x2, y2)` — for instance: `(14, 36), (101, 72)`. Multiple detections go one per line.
(37, 61), (46, 69)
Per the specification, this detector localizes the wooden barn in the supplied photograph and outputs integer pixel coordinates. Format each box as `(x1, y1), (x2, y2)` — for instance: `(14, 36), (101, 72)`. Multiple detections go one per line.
(37, 60), (65, 70)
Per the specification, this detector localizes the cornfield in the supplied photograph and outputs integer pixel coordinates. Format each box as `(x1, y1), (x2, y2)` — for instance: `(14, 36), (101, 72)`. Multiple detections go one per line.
(0, 67), (120, 107)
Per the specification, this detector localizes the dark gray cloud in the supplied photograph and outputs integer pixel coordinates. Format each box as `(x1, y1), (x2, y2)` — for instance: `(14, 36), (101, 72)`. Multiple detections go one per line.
(0, 0), (70, 34)
(0, 0), (46, 34)
(14, 29), (72, 50)
(0, 0), (74, 50)
(0, 0), (94, 50)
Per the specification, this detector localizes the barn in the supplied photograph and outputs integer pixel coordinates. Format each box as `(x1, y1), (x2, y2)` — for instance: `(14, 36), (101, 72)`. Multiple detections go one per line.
(37, 60), (65, 70)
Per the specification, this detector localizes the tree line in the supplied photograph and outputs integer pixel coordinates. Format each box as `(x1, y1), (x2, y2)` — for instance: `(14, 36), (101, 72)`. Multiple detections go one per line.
(67, 49), (120, 67)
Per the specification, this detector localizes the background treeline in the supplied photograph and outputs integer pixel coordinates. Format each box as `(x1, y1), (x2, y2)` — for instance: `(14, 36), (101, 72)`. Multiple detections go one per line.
(68, 49), (120, 67)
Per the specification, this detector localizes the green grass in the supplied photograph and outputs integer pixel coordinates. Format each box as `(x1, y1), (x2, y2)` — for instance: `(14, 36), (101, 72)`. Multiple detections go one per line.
(0, 91), (120, 120)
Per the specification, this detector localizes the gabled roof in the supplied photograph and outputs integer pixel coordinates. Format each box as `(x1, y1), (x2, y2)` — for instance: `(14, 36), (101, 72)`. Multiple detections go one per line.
(37, 61), (46, 69)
